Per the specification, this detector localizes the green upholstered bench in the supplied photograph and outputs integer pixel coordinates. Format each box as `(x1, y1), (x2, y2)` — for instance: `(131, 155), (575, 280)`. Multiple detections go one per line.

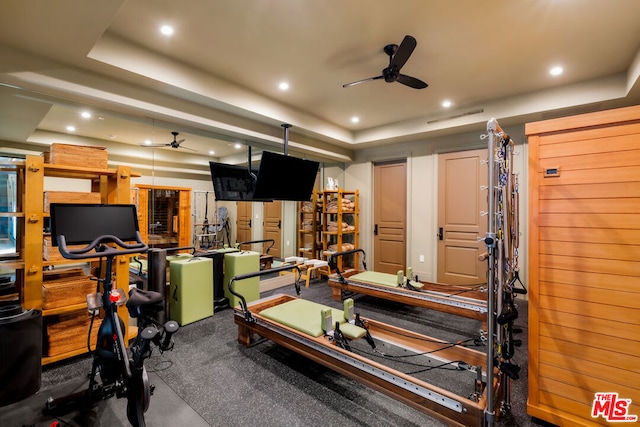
(259, 298), (365, 339)
(349, 271), (424, 289)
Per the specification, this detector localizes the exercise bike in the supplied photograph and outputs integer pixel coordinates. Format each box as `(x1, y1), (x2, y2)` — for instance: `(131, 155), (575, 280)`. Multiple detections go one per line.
(45, 203), (179, 427)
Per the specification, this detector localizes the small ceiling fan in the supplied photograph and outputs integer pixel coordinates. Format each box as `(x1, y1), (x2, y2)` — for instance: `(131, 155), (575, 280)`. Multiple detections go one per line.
(343, 35), (428, 89)
(141, 131), (197, 152)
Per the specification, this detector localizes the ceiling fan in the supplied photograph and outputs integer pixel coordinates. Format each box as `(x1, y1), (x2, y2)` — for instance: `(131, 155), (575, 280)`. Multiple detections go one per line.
(141, 131), (197, 152)
(343, 35), (428, 89)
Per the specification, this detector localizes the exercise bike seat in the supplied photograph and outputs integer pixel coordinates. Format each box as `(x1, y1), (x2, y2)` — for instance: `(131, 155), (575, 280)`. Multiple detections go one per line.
(127, 288), (164, 318)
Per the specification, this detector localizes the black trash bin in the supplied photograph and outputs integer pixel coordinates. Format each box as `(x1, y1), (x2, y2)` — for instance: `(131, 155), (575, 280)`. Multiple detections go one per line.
(0, 304), (42, 407)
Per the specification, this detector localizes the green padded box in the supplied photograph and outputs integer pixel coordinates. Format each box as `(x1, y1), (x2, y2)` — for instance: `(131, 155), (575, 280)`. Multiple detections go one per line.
(224, 250), (260, 308)
(166, 253), (193, 263)
(169, 257), (213, 326)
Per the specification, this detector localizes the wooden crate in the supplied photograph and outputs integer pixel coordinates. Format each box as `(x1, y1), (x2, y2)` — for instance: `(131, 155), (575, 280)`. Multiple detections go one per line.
(42, 269), (95, 309)
(43, 143), (108, 169)
(43, 191), (102, 212)
(44, 311), (101, 356)
(43, 236), (86, 261)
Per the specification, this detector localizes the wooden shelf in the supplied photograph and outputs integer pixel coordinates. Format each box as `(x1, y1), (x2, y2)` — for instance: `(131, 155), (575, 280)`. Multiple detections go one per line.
(320, 188), (359, 271)
(43, 258), (100, 267)
(297, 190), (322, 260)
(42, 326), (139, 365)
(41, 163), (142, 179)
(0, 212), (24, 217)
(0, 259), (25, 269)
(42, 303), (89, 317)
(18, 154), (135, 365)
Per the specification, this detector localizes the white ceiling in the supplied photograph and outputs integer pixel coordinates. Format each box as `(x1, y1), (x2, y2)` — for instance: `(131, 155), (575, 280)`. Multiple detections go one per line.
(1, 0), (639, 168)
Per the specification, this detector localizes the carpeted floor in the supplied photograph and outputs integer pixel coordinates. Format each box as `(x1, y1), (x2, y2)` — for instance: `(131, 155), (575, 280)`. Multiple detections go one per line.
(1, 278), (540, 427)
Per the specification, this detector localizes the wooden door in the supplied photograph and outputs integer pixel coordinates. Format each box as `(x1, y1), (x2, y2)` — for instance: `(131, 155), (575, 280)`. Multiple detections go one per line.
(373, 161), (407, 274)
(437, 149), (488, 285)
(236, 202), (252, 246)
(263, 200), (282, 258)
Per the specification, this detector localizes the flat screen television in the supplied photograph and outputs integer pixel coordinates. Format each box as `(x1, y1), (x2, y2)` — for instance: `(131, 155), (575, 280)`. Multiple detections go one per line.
(209, 161), (263, 201)
(50, 203), (140, 246)
(252, 151), (319, 201)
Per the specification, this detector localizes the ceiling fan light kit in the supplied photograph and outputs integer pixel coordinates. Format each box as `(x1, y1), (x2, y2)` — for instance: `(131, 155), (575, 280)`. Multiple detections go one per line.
(343, 35), (428, 89)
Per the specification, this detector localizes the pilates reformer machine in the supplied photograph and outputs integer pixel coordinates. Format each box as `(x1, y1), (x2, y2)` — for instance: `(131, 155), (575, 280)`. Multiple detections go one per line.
(326, 248), (489, 332)
(229, 265), (502, 426)
(229, 118), (523, 426)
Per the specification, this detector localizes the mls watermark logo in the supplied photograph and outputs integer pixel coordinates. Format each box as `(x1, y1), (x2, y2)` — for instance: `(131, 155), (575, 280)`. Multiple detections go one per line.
(591, 392), (638, 422)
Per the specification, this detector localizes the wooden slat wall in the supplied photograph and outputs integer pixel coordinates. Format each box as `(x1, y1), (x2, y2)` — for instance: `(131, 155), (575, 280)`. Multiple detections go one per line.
(527, 105), (640, 426)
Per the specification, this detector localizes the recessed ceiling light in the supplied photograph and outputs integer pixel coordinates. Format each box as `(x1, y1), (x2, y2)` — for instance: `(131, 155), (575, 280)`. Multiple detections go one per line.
(278, 82), (289, 91)
(80, 111), (91, 119)
(549, 66), (563, 76)
(209, 150), (215, 155)
(160, 25), (174, 36)
(108, 134), (116, 139)
(66, 125), (76, 132)
(234, 143), (242, 149)
(442, 100), (452, 108)
(351, 116), (359, 123)
(144, 140), (153, 145)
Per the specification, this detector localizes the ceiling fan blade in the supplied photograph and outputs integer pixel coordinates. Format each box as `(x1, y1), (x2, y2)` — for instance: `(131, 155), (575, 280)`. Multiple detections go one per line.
(177, 139), (186, 144)
(389, 35), (417, 73)
(396, 74), (428, 89)
(180, 145), (198, 152)
(343, 75), (384, 88)
(140, 143), (171, 147)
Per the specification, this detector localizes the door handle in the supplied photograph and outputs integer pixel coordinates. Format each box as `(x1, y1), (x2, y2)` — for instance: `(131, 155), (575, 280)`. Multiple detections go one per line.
(374, 224), (378, 236)
(438, 227), (443, 240)
(249, 219), (252, 228)
(277, 220), (281, 229)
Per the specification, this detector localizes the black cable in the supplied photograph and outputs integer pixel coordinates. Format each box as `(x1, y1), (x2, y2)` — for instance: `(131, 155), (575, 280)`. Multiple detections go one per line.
(405, 360), (468, 375)
(443, 284), (487, 297)
(86, 310), (96, 354)
(352, 346), (469, 374)
(371, 323), (482, 348)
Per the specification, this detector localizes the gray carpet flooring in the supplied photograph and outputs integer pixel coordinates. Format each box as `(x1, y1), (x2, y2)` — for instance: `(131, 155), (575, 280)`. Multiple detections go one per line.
(1, 279), (540, 426)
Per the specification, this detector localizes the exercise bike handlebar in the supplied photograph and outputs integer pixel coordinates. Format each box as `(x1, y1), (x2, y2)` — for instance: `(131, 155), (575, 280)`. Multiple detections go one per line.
(57, 232), (149, 260)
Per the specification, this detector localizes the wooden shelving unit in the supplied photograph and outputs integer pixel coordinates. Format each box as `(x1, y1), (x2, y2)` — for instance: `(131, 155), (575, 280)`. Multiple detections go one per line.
(11, 154), (137, 365)
(297, 190), (322, 259)
(321, 188), (359, 271)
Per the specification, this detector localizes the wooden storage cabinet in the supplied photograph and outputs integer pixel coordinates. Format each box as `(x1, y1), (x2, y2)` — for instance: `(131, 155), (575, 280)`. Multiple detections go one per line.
(134, 184), (191, 249)
(321, 189), (359, 271)
(17, 154), (136, 364)
(526, 105), (640, 426)
(298, 190), (322, 259)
